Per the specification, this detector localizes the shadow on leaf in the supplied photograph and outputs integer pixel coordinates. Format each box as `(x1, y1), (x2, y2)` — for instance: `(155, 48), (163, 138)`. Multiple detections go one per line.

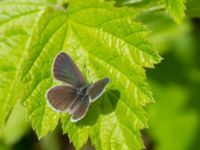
(76, 89), (120, 126)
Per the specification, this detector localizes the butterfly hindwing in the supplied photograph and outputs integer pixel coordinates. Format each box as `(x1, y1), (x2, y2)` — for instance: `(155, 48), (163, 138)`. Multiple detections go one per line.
(71, 96), (90, 122)
(53, 52), (86, 87)
(88, 77), (110, 102)
(46, 85), (78, 112)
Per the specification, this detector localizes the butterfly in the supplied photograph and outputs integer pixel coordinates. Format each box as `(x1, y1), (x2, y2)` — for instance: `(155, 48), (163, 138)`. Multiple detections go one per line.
(46, 52), (110, 122)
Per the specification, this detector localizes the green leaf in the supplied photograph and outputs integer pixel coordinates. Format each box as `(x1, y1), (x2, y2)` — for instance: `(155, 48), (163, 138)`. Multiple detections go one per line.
(18, 1), (161, 149)
(111, 0), (187, 24)
(0, 0), (161, 149)
(186, 0), (200, 18)
(0, 0), (45, 132)
(18, 7), (65, 138)
(164, 0), (186, 24)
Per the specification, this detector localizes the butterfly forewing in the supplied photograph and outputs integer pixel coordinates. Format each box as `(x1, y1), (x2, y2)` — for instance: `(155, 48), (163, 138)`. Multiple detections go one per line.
(53, 52), (86, 87)
(71, 96), (90, 122)
(88, 77), (109, 102)
(46, 85), (78, 112)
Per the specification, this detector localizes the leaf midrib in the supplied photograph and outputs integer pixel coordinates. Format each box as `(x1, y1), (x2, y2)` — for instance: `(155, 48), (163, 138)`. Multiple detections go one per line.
(70, 26), (152, 106)
(20, 14), (67, 80)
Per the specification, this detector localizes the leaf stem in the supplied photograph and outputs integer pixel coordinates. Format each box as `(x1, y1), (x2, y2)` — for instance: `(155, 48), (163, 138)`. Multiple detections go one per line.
(145, 5), (165, 13)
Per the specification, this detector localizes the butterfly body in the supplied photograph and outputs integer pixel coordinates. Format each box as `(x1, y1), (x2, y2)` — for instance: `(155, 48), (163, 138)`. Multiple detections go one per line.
(77, 85), (90, 97)
(46, 52), (109, 122)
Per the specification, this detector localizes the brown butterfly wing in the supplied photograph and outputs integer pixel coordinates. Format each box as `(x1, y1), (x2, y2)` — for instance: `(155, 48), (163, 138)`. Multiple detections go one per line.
(53, 52), (86, 87)
(46, 85), (78, 112)
(88, 77), (109, 102)
(70, 96), (90, 122)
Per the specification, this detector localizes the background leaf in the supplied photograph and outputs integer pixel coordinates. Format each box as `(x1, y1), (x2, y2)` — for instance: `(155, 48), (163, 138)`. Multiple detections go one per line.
(0, 0), (45, 132)
(1, 103), (30, 145)
(115, 0), (187, 24)
(186, 0), (200, 18)
(163, 0), (186, 24)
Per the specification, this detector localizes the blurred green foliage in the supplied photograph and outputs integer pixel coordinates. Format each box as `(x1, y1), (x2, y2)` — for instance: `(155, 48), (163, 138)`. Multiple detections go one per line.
(141, 9), (200, 150)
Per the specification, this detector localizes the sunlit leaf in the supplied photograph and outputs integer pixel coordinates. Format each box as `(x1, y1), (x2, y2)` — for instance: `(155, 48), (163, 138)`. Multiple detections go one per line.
(0, 0), (161, 149)
(0, 0), (45, 132)
(18, 1), (161, 149)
